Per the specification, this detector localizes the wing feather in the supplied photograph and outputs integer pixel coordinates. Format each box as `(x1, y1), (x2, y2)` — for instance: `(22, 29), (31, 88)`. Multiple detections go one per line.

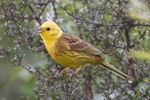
(57, 33), (103, 56)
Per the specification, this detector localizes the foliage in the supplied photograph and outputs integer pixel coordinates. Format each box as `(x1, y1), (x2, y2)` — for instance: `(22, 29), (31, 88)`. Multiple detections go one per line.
(0, 0), (150, 100)
(129, 50), (150, 60)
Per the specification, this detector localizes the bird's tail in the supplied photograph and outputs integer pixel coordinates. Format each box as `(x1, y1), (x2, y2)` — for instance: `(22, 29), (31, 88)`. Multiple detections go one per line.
(101, 61), (134, 81)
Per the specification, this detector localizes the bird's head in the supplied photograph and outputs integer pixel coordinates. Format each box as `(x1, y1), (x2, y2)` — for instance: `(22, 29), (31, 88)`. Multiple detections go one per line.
(37, 21), (62, 41)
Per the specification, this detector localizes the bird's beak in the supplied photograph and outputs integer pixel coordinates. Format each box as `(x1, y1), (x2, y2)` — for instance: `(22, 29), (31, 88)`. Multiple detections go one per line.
(37, 28), (43, 34)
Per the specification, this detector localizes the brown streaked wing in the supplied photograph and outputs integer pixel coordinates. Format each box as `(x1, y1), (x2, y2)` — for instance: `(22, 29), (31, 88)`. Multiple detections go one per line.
(60, 33), (103, 56)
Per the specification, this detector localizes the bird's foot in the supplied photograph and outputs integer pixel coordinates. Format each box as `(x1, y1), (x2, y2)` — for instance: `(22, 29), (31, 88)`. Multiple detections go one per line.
(55, 67), (70, 78)
(68, 72), (75, 80)
(68, 67), (82, 80)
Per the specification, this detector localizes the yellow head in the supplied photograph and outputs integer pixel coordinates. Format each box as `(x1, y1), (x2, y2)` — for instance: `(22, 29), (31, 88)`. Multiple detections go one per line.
(38, 21), (62, 41)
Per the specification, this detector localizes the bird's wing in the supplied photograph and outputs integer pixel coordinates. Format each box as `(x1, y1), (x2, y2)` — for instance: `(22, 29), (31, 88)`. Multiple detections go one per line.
(59, 33), (103, 56)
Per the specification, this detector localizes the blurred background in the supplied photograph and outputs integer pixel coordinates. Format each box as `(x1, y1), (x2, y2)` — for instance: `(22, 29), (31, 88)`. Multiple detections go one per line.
(0, 0), (150, 100)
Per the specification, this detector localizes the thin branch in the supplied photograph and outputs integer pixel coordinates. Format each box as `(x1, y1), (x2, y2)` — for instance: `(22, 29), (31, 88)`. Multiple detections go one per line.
(51, 0), (58, 19)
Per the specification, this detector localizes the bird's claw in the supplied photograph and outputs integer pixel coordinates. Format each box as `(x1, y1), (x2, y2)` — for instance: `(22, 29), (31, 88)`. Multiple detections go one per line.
(68, 72), (75, 80)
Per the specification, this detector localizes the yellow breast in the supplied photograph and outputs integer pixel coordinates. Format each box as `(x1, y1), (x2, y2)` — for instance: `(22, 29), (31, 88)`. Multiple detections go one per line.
(44, 40), (56, 59)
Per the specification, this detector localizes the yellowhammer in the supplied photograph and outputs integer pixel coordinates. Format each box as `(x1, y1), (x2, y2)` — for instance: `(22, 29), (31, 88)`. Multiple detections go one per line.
(37, 21), (133, 80)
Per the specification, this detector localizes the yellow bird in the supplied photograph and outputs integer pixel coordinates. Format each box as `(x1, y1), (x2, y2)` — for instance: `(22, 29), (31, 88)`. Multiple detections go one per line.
(37, 21), (133, 80)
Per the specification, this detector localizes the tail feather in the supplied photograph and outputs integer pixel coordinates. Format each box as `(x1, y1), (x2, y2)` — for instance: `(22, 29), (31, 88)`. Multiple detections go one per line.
(101, 61), (134, 81)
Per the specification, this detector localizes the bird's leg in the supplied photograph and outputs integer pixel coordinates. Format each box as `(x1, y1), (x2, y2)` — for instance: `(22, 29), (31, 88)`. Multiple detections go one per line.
(57, 67), (70, 77)
(68, 67), (82, 79)
(75, 67), (82, 74)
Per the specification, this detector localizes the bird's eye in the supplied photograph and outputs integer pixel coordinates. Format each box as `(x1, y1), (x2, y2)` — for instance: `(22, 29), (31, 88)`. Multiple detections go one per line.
(46, 27), (50, 31)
